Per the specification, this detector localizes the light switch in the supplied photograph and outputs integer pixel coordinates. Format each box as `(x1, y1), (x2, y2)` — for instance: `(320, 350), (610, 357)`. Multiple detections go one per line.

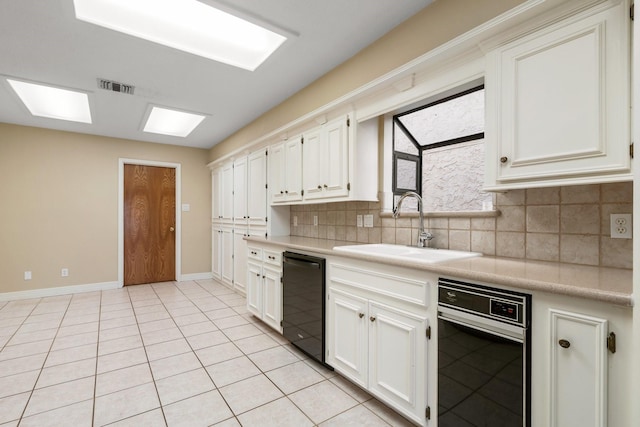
(364, 214), (374, 228)
(356, 215), (363, 227)
(182, 204), (191, 212)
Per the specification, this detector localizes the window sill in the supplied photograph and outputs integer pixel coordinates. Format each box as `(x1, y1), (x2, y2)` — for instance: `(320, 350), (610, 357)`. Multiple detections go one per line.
(379, 210), (501, 218)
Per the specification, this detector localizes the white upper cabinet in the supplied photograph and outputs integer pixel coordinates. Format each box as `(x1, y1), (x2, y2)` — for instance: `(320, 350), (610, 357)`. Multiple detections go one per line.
(247, 149), (267, 226)
(484, 0), (631, 190)
(211, 167), (221, 221)
(220, 162), (234, 220)
(269, 136), (303, 204)
(233, 157), (247, 222)
(269, 113), (377, 205)
(302, 116), (350, 201)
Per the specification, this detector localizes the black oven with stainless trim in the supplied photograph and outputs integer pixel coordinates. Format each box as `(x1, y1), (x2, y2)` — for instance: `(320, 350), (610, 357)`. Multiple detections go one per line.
(437, 278), (531, 427)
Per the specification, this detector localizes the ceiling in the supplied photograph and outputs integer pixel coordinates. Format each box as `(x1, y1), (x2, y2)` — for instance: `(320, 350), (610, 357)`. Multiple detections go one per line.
(0, 0), (433, 149)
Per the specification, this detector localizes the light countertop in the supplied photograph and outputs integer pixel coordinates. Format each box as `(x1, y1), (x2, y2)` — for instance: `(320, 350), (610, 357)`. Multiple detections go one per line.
(245, 236), (634, 307)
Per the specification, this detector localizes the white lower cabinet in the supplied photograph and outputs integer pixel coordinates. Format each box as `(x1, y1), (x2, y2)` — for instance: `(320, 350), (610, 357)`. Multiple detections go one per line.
(246, 244), (282, 333)
(220, 227), (233, 287)
(211, 224), (221, 281)
(368, 301), (426, 414)
(329, 289), (368, 387)
(327, 260), (432, 426)
(549, 309), (608, 427)
(232, 228), (248, 295)
(530, 292), (632, 427)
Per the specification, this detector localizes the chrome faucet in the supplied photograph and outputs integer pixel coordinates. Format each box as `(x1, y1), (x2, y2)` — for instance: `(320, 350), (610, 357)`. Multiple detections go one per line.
(393, 191), (433, 248)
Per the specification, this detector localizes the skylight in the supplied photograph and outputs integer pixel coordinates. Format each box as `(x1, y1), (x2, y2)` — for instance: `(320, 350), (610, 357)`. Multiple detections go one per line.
(7, 79), (92, 124)
(73, 0), (288, 71)
(143, 106), (205, 137)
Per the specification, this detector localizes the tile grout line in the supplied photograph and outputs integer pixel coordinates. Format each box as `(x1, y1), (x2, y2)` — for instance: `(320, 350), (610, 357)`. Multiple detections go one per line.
(15, 296), (73, 425)
(125, 284), (170, 427)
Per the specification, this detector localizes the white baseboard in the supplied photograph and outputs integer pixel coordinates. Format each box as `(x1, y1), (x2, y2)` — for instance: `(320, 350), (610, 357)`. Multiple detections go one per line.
(179, 272), (214, 282)
(0, 281), (121, 302)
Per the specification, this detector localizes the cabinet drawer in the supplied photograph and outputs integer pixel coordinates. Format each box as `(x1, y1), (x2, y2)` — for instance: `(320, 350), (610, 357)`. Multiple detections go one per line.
(263, 250), (282, 267)
(248, 246), (263, 261)
(330, 262), (429, 307)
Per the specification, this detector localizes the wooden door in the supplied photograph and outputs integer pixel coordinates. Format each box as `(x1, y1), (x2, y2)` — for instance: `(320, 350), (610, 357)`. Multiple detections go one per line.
(124, 164), (176, 285)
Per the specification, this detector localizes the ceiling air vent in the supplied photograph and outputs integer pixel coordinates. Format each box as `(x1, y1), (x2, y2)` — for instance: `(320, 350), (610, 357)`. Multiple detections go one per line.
(97, 78), (135, 95)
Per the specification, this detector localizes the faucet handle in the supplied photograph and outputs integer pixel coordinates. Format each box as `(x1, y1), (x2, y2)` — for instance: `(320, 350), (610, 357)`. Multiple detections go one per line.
(418, 231), (433, 247)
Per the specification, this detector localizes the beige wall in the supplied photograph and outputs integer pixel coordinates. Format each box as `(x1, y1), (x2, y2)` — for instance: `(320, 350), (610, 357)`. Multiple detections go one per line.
(0, 123), (211, 293)
(208, 0), (525, 162)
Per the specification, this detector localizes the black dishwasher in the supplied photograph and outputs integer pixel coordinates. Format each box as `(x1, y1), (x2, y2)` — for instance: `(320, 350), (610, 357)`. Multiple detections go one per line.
(282, 251), (330, 367)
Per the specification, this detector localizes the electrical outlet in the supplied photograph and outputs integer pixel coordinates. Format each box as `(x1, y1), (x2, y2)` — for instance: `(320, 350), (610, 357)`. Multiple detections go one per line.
(313, 215), (318, 226)
(610, 214), (632, 239)
(293, 216), (298, 227)
(24, 271), (32, 280)
(61, 268), (69, 277)
(356, 215), (363, 227)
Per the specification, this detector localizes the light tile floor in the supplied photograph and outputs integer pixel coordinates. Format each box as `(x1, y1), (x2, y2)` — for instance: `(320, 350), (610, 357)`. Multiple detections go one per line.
(0, 280), (415, 426)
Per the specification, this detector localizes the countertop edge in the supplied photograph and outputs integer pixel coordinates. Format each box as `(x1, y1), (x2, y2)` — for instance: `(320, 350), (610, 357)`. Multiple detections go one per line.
(245, 236), (633, 307)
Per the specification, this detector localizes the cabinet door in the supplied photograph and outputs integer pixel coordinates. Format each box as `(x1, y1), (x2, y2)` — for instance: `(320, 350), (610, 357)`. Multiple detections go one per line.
(327, 289), (368, 388)
(247, 150), (267, 225)
(284, 137), (303, 202)
(486, 2), (630, 188)
(302, 128), (323, 199)
(221, 162), (234, 220)
(211, 168), (221, 221)
(262, 266), (282, 333)
(549, 309), (608, 427)
(233, 157), (247, 222)
(323, 116), (349, 198)
(246, 261), (262, 317)
(268, 143), (286, 204)
(232, 229), (247, 295)
(211, 226), (221, 280)
(368, 301), (426, 423)
(220, 227), (234, 287)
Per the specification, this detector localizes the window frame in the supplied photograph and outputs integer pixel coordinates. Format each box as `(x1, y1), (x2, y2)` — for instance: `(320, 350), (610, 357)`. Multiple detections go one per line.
(392, 118), (422, 196)
(391, 84), (485, 196)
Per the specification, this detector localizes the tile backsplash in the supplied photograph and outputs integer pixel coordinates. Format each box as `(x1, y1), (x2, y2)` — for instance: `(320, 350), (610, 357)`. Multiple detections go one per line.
(290, 182), (633, 269)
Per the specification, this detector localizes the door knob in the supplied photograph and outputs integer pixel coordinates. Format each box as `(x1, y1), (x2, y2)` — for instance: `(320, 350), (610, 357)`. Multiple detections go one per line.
(169, 227), (175, 232)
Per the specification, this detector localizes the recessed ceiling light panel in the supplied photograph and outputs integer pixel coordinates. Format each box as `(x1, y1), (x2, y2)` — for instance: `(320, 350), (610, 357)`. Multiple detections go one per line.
(7, 79), (92, 124)
(73, 0), (288, 71)
(143, 106), (206, 138)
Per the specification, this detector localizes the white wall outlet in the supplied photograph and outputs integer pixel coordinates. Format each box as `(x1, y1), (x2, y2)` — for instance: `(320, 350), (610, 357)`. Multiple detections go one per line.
(24, 271), (32, 280)
(313, 215), (318, 226)
(356, 215), (363, 227)
(610, 214), (632, 239)
(181, 203), (190, 212)
(61, 268), (69, 277)
(364, 214), (374, 228)
(293, 216), (298, 227)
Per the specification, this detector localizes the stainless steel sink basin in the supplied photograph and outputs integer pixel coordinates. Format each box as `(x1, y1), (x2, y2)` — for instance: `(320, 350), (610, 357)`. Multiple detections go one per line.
(333, 243), (482, 264)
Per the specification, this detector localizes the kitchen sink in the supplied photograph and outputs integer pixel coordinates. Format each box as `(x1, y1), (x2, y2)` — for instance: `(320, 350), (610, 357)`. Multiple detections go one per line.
(333, 243), (482, 264)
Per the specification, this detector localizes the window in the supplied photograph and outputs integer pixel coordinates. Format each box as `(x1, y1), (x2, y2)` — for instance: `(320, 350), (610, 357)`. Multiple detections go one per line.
(392, 85), (491, 212)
